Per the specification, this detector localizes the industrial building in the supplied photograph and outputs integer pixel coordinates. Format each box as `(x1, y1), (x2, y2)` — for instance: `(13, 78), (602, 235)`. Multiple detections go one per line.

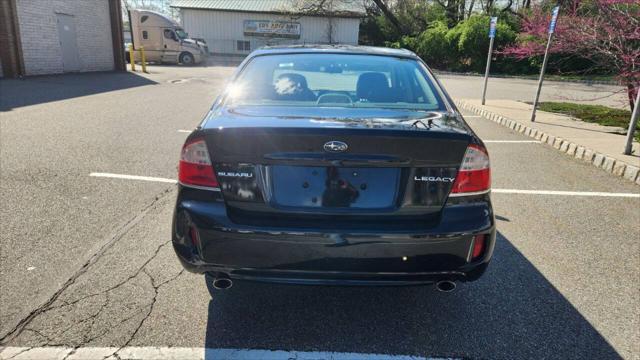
(0, 0), (125, 77)
(170, 0), (364, 55)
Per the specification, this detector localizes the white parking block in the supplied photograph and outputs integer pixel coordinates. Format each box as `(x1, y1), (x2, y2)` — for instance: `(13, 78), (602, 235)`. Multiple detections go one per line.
(89, 173), (177, 184)
(492, 189), (640, 198)
(0, 347), (457, 360)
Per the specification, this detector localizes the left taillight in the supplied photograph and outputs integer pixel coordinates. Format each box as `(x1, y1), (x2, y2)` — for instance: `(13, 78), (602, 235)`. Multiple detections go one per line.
(450, 143), (491, 196)
(178, 137), (219, 188)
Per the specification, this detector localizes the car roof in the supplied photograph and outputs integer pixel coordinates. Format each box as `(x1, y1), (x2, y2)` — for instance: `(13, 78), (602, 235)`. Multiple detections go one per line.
(249, 44), (419, 59)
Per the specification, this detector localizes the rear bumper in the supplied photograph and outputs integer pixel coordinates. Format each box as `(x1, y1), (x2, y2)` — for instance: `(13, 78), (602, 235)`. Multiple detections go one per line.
(176, 258), (490, 286)
(172, 190), (495, 285)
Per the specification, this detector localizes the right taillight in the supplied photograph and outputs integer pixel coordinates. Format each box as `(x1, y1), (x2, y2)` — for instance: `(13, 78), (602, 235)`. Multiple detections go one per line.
(450, 143), (491, 196)
(178, 138), (219, 188)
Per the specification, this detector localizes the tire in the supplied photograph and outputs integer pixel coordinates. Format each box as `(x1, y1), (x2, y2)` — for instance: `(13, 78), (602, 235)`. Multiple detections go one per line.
(180, 52), (195, 66)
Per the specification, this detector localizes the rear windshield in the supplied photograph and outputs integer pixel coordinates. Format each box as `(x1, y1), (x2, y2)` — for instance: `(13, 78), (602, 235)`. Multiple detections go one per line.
(226, 53), (446, 111)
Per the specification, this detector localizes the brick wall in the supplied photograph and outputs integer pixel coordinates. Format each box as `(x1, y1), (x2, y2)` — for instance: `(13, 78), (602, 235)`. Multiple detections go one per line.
(16, 0), (114, 75)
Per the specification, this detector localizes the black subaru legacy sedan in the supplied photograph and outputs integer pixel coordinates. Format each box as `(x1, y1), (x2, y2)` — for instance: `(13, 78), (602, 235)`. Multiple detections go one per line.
(172, 45), (495, 294)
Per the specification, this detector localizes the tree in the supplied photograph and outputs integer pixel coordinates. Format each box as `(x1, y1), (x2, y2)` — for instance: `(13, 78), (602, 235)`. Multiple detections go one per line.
(285, 0), (367, 43)
(502, 0), (640, 110)
(371, 0), (403, 33)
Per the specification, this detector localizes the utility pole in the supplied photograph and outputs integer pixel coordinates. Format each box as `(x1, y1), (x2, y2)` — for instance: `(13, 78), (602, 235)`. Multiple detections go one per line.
(624, 90), (640, 155)
(481, 17), (498, 105)
(531, 6), (559, 122)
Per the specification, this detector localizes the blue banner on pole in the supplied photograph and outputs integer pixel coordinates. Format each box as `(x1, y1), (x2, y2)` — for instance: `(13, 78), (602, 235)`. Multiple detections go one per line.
(488, 17), (498, 38)
(548, 6), (559, 33)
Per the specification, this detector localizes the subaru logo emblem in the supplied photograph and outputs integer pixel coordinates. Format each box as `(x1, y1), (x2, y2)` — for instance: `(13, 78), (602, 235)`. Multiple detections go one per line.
(323, 141), (348, 153)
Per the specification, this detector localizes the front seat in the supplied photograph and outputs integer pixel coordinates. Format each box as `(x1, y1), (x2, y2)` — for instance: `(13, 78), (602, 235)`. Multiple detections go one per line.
(356, 72), (395, 103)
(273, 73), (316, 101)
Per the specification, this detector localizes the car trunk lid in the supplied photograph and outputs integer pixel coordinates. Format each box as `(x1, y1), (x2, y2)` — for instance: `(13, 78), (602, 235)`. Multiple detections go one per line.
(204, 106), (471, 222)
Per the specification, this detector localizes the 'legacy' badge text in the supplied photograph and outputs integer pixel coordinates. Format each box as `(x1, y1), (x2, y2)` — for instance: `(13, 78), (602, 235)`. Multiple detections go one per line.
(414, 176), (455, 182)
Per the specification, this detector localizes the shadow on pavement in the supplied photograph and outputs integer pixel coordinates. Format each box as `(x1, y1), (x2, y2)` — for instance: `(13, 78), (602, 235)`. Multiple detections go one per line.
(203, 232), (620, 359)
(0, 71), (156, 111)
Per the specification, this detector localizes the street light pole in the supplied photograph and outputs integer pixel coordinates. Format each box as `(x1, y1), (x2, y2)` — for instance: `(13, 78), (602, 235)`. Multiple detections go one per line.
(623, 89), (640, 155)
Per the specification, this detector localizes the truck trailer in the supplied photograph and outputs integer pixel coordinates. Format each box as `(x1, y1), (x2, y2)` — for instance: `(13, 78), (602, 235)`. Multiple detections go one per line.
(127, 9), (206, 65)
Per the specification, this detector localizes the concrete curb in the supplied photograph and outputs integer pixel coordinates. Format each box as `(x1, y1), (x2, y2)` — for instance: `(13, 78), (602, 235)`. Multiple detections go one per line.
(456, 100), (640, 186)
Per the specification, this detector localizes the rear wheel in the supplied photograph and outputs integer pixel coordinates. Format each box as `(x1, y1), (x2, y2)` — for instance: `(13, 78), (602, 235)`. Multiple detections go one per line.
(180, 52), (195, 66)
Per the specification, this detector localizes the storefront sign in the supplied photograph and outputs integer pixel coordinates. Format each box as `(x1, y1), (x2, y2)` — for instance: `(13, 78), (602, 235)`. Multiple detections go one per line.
(243, 20), (301, 39)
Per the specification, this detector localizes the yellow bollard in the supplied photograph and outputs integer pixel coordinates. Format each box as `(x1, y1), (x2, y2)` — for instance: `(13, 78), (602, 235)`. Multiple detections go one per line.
(128, 44), (136, 71)
(140, 46), (148, 73)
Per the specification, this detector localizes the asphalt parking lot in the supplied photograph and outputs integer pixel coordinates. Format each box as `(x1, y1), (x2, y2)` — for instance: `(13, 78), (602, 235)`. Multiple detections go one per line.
(1, 65), (638, 359)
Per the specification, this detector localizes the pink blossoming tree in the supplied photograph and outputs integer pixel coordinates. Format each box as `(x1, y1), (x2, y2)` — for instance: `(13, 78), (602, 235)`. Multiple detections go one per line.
(502, 0), (640, 110)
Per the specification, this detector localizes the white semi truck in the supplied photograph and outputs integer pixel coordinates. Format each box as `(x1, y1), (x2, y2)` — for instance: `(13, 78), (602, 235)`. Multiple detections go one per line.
(127, 9), (206, 65)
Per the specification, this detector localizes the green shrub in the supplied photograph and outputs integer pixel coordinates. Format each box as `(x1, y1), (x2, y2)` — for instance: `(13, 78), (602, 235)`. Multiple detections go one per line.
(409, 15), (519, 72)
(414, 21), (456, 69)
(384, 35), (418, 52)
(446, 15), (517, 72)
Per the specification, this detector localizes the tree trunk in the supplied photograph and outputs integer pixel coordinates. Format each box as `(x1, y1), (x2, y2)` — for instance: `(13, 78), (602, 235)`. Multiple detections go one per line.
(467, 0), (476, 18)
(485, 0), (495, 12)
(445, 0), (459, 27)
(628, 82), (638, 111)
(371, 0), (403, 34)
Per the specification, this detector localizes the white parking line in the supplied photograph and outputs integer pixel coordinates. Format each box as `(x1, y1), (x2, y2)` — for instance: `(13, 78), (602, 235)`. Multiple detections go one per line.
(89, 173), (177, 184)
(0, 347), (453, 360)
(483, 140), (540, 143)
(177, 129), (192, 133)
(492, 189), (640, 198)
(463, 115), (482, 118)
(89, 172), (639, 198)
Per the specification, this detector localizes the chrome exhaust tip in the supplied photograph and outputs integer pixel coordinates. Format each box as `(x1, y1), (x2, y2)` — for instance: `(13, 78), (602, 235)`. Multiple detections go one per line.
(435, 280), (456, 292)
(212, 274), (233, 290)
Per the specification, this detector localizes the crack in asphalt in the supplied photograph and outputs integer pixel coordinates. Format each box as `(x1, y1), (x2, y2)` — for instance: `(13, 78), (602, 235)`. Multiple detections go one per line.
(22, 328), (53, 345)
(49, 240), (172, 313)
(4, 240), (185, 357)
(6, 239), (182, 351)
(102, 268), (185, 360)
(52, 294), (109, 342)
(0, 187), (174, 345)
